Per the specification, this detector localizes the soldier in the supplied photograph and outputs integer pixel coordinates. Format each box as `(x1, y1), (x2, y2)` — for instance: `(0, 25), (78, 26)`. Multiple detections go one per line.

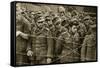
(77, 19), (87, 57)
(59, 22), (80, 63)
(72, 18), (81, 62)
(71, 25), (80, 62)
(81, 24), (96, 61)
(27, 16), (54, 64)
(57, 28), (72, 63)
(58, 6), (69, 28)
(16, 3), (31, 65)
(62, 18), (80, 62)
(34, 11), (43, 23)
(45, 13), (55, 64)
(54, 16), (71, 63)
(83, 15), (92, 34)
(52, 15), (61, 63)
(26, 11), (36, 65)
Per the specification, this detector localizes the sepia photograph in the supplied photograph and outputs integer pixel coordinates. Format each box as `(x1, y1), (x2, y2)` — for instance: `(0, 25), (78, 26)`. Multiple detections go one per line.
(14, 1), (97, 66)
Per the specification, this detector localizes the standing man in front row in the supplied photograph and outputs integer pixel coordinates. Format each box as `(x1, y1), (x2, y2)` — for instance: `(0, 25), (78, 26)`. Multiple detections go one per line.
(81, 24), (96, 61)
(16, 3), (31, 65)
(27, 16), (54, 64)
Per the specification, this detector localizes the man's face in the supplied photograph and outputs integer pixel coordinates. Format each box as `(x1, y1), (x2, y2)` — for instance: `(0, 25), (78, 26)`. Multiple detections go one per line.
(59, 12), (65, 17)
(46, 16), (51, 21)
(72, 25), (77, 33)
(37, 21), (44, 28)
(31, 14), (35, 18)
(37, 12), (42, 17)
(55, 22), (61, 29)
(84, 19), (90, 25)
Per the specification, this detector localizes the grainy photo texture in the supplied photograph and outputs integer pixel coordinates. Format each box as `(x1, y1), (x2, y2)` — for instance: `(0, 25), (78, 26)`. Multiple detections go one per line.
(16, 2), (97, 66)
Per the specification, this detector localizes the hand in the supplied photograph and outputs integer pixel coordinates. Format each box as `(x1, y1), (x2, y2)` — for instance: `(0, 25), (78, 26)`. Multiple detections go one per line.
(20, 32), (29, 39)
(47, 58), (52, 64)
(27, 50), (33, 57)
(16, 31), (22, 37)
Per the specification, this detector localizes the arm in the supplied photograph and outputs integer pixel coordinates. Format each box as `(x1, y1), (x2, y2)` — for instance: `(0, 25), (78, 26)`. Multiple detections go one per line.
(16, 30), (29, 40)
(81, 36), (88, 61)
(19, 32), (29, 40)
(55, 36), (63, 57)
(16, 31), (22, 37)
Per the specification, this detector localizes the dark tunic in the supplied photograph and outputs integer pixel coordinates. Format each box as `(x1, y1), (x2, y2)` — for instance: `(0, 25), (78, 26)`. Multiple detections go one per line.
(30, 27), (49, 64)
(81, 34), (96, 61)
(60, 31), (73, 63)
(72, 32), (80, 62)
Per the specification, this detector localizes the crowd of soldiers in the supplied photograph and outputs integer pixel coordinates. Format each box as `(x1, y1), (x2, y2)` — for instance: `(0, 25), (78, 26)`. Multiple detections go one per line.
(16, 3), (97, 65)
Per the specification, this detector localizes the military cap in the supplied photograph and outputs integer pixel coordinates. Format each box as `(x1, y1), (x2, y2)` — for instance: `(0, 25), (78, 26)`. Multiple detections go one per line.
(31, 11), (35, 15)
(71, 18), (78, 22)
(37, 17), (45, 23)
(84, 15), (91, 20)
(36, 11), (42, 14)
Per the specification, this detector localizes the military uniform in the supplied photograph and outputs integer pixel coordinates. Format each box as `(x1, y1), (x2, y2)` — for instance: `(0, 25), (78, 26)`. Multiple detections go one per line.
(60, 28), (80, 63)
(54, 25), (72, 63)
(83, 16), (92, 34)
(71, 31), (80, 62)
(16, 13), (31, 65)
(81, 33), (96, 61)
(33, 31), (47, 64)
(59, 24), (80, 63)
(59, 31), (73, 63)
(28, 16), (55, 64)
(45, 15), (55, 63)
(81, 25), (96, 61)
(71, 19), (80, 61)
